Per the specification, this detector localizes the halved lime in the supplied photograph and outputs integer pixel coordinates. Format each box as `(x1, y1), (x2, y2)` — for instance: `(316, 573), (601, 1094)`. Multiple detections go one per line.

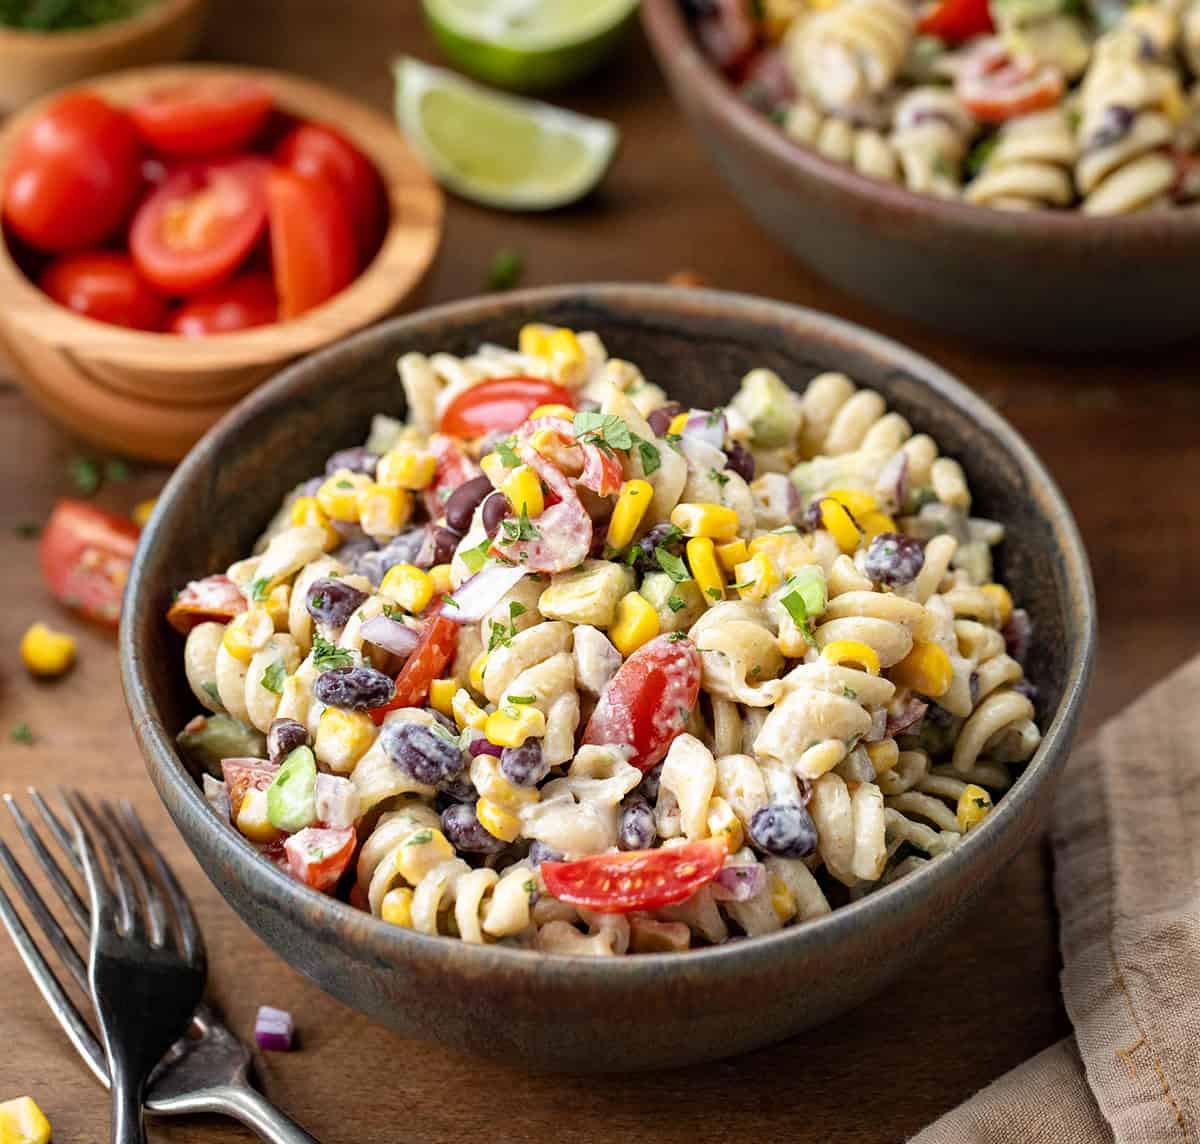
(394, 58), (619, 211)
(422, 0), (639, 92)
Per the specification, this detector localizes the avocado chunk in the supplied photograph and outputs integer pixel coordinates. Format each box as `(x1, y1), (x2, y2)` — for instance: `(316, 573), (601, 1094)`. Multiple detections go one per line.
(177, 714), (267, 778)
(538, 559), (635, 628)
(731, 368), (804, 449)
(639, 571), (706, 632)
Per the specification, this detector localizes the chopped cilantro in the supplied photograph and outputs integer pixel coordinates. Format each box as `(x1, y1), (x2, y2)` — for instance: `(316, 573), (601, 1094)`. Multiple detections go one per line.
(667, 594), (686, 613)
(104, 458), (130, 482)
(706, 587), (724, 600)
(68, 456), (100, 495)
(655, 547), (690, 583)
(405, 829), (434, 846)
(667, 631), (688, 642)
(487, 602), (527, 651)
(11, 722), (34, 745)
(486, 248), (524, 292)
(14, 522), (41, 539)
(843, 686), (858, 699)
(495, 439), (521, 468)
(312, 635), (353, 671)
(705, 407), (723, 428)
(500, 506), (539, 544)
(336, 478), (353, 489)
(634, 435), (661, 475)
(507, 694), (536, 705)
(250, 577), (271, 603)
(728, 578), (756, 591)
(261, 660), (287, 694)
(524, 878), (537, 894)
(709, 468), (731, 487)
(442, 594), (460, 608)
(429, 720), (459, 745)
(381, 603), (405, 620)
(778, 565), (826, 642)
(973, 797), (989, 809)
(573, 411), (634, 453)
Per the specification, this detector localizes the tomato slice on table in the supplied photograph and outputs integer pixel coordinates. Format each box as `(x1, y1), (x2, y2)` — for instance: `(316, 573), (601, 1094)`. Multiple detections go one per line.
(129, 78), (274, 157)
(168, 272), (277, 336)
(542, 840), (726, 914)
(275, 123), (386, 265)
(130, 157), (270, 295)
(368, 612), (460, 723)
(917, 0), (993, 42)
(167, 574), (248, 634)
(439, 377), (575, 438)
(40, 499), (140, 628)
(583, 634), (701, 771)
(956, 42), (1064, 123)
(40, 252), (166, 331)
(3, 90), (142, 253)
(284, 826), (356, 892)
(266, 168), (356, 319)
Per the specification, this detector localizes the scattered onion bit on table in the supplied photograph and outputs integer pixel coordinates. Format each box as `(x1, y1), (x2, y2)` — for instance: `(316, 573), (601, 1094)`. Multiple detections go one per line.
(254, 1006), (294, 1052)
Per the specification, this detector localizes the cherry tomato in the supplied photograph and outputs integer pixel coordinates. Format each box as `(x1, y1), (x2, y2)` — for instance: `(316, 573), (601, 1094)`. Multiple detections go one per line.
(130, 157), (270, 295)
(266, 168), (356, 319)
(167, 573), (248, 634)
(129, 78), (273, 157)
(917, 0), (993, 42)
(542, 840), (726, 913)
(3, 90), (142, 253)
(956, 42), (1064, 123)
(440, 378), (575, 439)
(583, 634), (701, 771)
(39, 252), (166, 331)
(275, 123), (385, 264)
(694, 0), (759, 74)
(39, 499), (140, 628)
(284, 826), (356, 893)
(221, 758), (278, 819)
(168, 272), (277, 336)
(368, 612), (459, 724)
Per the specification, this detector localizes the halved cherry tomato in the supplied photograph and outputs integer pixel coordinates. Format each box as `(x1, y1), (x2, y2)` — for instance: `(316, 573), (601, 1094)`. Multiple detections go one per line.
(583, 634), (701, 771)
(167, 574), (248, 634)
(956, 41), (1064, 123)
(368, 612), (459, 723)
(266, 168), (356, 319)
(40, 252), (166, 331)
(917, 0), (993, 42)
(3, 90), (142, 253)
(542, 840), (726, 913)
(221, 757), (278, 819)
(284, 826), (356, 892)
(439, 377), (575, 439)
(40, 499), (140, 628)
(168, 271), (277, 336)
(275, 123), (385, 265)
(694, 0), (759, 75)
(129, 78), (273, 157)
(130, 157), (270, 295)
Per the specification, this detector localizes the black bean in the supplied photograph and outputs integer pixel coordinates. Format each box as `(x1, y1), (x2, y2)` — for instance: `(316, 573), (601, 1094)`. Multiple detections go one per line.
(441, 802), (507, 854)
(445, 476), (494, 534)
(438, 774), (478, 803)
(267, 718), (309, 766)
(527, 841), (563, 866)
(500, 741), (548, 787)
(749, 803), (817, 858)
(481, 492), (510, 536)
(618, 795), (656, 850)
(306, 577), (369, 629)
(862, 532), (926, 586)
(800, 499), (824, 532)
(723, 439), (755, 482)
(325, 447), (378, 476)
(431, 526), (462, 567)
(380, 721), (464, 785)
(352, 528), (426, 585)
(1003, 608), (1033, 665)
(313, 666), (395, 711)
(332, 537), (377, 569)
(647, 402), (685, 437)
(639, 762), (664, 802)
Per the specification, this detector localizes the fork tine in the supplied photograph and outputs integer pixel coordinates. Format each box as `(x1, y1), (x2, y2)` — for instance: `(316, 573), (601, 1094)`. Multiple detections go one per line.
(100, 801), (167, 948)
(119, 802), (204, 966)
(31, 788), (82, 869)
(0, 853), (108, 1086)
(59, 790), (115, 927)
(6, 793), (90, 932)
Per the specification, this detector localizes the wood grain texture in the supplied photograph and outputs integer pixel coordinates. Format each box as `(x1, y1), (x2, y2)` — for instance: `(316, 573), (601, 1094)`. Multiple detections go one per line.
(1, 1), (1198, 1140)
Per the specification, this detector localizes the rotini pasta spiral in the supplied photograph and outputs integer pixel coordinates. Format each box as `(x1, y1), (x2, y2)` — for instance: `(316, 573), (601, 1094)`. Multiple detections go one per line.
(783, 101), (900, 182)
(891, 87), (977, 198)
(964, 108), (1077, 209)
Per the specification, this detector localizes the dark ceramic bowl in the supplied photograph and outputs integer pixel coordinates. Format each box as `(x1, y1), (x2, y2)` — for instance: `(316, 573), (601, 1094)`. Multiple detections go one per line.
(642, 0), (1200, 351)
(121, 285), (1094, 1072)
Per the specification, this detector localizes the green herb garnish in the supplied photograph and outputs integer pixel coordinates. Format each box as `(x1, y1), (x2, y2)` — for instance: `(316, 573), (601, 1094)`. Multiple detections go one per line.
(500, 506), (539, 544)
(11, 722), (34, 745)
(667, 594), (686, 613)
(634, 435), (661, 475)
(495, 439), (521, 468)
(709, 468), (730, 487)
(250, 577), (271, 603)
(68, 456), (100, 495)
(507, 694), (536, 705)
(573, 411), (634, 454)
(486, 248), (523, 292)
(312, 634), (353, 671)
(461, 535), (494, 573)
(260, 660), (287, 695)
(655, 547), (690, 583)
(405, 829), (434, 847)
(104, 458), (130, 482)
(14, 522), (41, 539)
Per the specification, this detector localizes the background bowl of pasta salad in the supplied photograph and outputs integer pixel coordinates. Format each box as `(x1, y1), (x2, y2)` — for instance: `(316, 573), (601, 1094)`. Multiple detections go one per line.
(122, 284), (1094, 1071)
(643, 0), (1200, 350)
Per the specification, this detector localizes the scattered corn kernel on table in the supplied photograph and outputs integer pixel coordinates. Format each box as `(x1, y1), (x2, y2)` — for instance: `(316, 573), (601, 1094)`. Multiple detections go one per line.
(4, 3), (1200, 1140)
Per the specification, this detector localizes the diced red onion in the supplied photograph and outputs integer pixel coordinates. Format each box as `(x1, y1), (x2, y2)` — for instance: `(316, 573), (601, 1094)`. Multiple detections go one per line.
(202, 773), (230, 821)
(315, 773), (361, 829)
(360, 614), (420, 657)
(875, 451), (909, 512)
(866, 708), (887, 742)
(677, 433), (727, 474)
(711, 864), (767, 902)
(886, 698), (927, 738)
(445, 564), (529, 623)
(1003, 608), (1033, 666)
(682, 410), (727, 450)
(468, 735), (503, 758)
(254, 1006), (294, 1052)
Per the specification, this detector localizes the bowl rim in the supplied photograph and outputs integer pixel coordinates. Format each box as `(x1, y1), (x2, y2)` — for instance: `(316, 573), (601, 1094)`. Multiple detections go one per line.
(0, 0), (201, 51)
(122, 282), (1096, 982)
(0, 62), (443, 371)
(641, 0), (1200, 240)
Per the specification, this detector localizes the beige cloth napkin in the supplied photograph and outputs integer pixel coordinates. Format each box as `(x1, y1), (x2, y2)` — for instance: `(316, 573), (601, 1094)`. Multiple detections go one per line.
(913, 655), (1200, 1144)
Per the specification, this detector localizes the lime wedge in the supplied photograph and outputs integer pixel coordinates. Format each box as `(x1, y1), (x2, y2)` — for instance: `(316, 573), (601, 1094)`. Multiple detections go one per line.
(422, 0), (638, 92)
(394, 58), (619, 211)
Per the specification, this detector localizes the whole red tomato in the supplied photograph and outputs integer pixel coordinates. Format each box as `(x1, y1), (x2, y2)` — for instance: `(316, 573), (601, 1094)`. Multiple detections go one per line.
(168, 272), (277, 336)
(40, 252), (166, 331)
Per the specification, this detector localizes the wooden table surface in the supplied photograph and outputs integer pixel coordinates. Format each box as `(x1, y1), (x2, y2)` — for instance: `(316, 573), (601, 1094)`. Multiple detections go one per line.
(3, 2), (1199, 1140)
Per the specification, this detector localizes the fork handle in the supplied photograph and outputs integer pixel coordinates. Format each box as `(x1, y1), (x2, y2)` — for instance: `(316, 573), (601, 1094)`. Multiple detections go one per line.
(112, 1076), (147, 1144)
(173, 1083), (321, 1144)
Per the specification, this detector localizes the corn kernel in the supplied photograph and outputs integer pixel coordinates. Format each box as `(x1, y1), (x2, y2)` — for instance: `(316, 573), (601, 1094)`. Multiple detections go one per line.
(481, 450), (509, 488)
(981, 583), (1014, 628)
(380, 886), (414, 927)
(265, 584), (290, 629)
(0, 1097), (51, 1144)
(379, 564), (433, 614)
(859, 510), (898, 540)
(866, 739), (899, 775)
(821, 639), (881, 675)
(396, 827), (454, 883)
(472, 755), (540, 808)
(715, 538), (749, 570)
(502, 465), (545, 517)
(236, 787), (282, 844)
(731, 552), (779, 601)
(429, 563), (454, 596)
(316, 469), (372, 522)
(818, 497), (864, 553)
(485, 704), (546, 748)
(429, 678), (457, 717)
(529, 403), (575, 421)
(671, 502), (739, 541)
(824, 487), (878, 516)
(957, 784), (993, 832)
(132, 497), (157, 527)
(376, 447), (437, 490)
(469, 652), (489, 694)
(452, 689), (488, 731)
(290, 495), (341, 550)
(686, 536), (725, 604)
(606, 479), (653, 549)
(769, 873), (797, 922)
(610, 591), (661, 657)
(518, 322), (554, 357)
(20, 621), (75, 678)
(358, 483), (412, 541)
(223, 608), (274, 663)
(315, 707), (376, 774)
(888, 640), (953, 698)
(667, 411), (690, 436)
(477, 797), (522, 843)
(544, 328), (586, 377)
(707, 797), (744, 853)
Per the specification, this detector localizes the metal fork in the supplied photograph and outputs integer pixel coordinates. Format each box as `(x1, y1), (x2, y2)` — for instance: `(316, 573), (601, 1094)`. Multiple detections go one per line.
(0, 790), (319, 1144)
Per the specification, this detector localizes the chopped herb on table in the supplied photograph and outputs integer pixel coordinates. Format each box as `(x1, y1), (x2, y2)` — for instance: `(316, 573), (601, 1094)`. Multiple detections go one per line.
(11, 722), (34, 745)
(68, 456), (101, 495)
(13, 522), (40, 539)
(485, 248), (523, 291)
(0, 0), (160, 31)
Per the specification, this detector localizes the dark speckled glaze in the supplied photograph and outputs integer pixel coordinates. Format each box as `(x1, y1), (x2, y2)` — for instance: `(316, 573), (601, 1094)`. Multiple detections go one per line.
(121, 286), (1095, 1072)
(642, 0), (1200, 351)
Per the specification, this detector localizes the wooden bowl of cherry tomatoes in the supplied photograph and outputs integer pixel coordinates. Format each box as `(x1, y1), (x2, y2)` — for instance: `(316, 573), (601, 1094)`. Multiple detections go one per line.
(0, 64), (444, 462)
